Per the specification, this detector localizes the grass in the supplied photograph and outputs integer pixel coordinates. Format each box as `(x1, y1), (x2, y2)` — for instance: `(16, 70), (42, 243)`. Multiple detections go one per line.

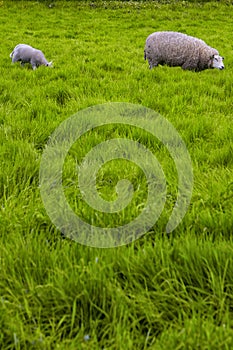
(0, 0), (233, 348)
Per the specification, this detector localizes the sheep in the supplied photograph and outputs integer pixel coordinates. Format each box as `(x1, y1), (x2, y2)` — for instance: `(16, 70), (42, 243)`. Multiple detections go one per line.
(10, 44), (53, 70)
(144, 31), (224, 72)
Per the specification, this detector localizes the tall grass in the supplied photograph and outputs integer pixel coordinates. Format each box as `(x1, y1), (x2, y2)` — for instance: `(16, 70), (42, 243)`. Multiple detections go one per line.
(0, 0), (233, 348)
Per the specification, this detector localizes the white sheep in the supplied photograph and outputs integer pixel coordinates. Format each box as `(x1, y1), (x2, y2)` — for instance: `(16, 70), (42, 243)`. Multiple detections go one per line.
(144, 31), (224, 71)
(10, 44), (53, 70)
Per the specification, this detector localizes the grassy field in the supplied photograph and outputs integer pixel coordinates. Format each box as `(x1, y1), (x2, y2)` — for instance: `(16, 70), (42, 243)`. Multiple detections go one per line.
(0, 0), (233, 348)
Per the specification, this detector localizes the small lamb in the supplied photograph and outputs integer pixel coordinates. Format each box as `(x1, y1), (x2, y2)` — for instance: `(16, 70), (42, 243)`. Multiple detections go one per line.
(144, 31), (224, 72)
(10, 44), (52, 70)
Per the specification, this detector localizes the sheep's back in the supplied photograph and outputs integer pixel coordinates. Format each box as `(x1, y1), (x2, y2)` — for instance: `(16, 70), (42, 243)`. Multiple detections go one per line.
(14, 45), (35, 62)
(147, 32), (201, 64)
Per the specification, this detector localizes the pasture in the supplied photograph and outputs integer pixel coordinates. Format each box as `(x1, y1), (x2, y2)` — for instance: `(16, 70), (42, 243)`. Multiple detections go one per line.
(0, 0), (233, 348)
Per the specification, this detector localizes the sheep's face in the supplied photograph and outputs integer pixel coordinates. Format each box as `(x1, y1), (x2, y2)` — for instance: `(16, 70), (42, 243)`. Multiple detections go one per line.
(210, 55), (224, 70)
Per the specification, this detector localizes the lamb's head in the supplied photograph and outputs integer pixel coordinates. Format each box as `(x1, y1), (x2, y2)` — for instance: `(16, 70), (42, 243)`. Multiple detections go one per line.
(46, 61), (53, 68)
(209, 54), (224, 70)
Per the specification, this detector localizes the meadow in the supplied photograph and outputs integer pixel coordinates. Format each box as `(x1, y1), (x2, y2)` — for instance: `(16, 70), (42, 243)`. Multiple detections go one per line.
(0, 0), (233, 348)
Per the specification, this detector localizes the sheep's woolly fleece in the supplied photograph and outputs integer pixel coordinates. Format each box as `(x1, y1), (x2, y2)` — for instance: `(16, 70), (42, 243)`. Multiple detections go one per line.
(144, 31), (224, 71)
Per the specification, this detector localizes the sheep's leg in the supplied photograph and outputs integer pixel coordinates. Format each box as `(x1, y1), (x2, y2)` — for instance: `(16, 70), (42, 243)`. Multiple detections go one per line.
(31, 62), (37, 70)
(20, 62), (25, 67)
(30, 59), (37, 70)
(12, 56), (19, 63)
(182, 59), (197, 71)
(181, 62), (191, 70)
(149, 60), (158, 69)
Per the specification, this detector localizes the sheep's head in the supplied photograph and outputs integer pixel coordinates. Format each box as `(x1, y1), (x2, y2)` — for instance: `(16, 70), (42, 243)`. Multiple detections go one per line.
(46, 61), (53, 68)
(209, 54), (224, 70)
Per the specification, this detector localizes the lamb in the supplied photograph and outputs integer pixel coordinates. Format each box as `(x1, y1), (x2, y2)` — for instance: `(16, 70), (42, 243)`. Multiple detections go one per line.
(10, 44), (52, 70)
(144, 31), (224, 72)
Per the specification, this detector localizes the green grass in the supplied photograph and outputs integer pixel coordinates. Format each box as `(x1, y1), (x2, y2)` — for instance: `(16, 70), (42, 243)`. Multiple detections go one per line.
(0, 0), (233, 348)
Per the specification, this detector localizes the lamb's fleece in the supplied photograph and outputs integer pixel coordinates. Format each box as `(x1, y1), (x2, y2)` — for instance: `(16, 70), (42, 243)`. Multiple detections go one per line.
(10, 44), (52, 70)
